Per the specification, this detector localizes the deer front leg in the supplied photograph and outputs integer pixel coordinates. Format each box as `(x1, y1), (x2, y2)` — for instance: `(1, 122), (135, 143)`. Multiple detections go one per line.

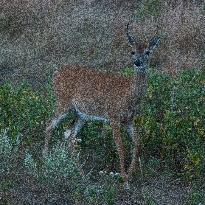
(127, 123), (141, 179)
(66, 117), (85, 175)
(44, 112), (68, 155)
(67, 118), (84, 154)
(111, 121), (128, 182)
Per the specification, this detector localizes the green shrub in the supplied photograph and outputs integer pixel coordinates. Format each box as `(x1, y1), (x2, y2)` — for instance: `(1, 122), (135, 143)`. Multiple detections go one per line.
(0, 129), (20, 192)
(24, 142), (86, 203)
(0, 68), (204, 188)
(185, 189), (205, 205)
(79, 122), (118, 173)
(24, 142), (120, 204)
(0, 81), (53, 144)
(84, 171), (121, 205)
(140, 69), (205, 179)
(0, 129), (21, 174)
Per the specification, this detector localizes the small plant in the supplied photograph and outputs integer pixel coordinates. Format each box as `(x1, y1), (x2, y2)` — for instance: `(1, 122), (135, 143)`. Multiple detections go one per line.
(24, 151), (38, 177)
(141, 69), (205, 179)
(135, 0), (162, 20)
(24, 142), (86, 203)
(84, 171), (121, 205)
(0, 129), (20, 174)
(121, 67), (135, 77)
(0, 81), (52, 143)
(185, 189), (205, 205)
(0, 129), (21, 194)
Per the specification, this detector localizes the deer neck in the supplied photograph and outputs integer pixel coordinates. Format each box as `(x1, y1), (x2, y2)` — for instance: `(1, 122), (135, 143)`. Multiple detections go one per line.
(133, 73), (147, 86)
(132, 72), (148, 103)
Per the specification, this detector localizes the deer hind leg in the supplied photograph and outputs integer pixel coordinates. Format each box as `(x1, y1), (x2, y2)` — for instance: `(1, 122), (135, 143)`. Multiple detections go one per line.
(110, 120), (128, 182)
(44, 106), (68, 154)
(126, 122), (141, 179)
(66, 117), (84, 152)
(64, 117), (85, 175)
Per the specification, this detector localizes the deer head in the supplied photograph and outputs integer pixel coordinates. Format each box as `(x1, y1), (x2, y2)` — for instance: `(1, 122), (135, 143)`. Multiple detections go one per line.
(126, 23), (160, 74)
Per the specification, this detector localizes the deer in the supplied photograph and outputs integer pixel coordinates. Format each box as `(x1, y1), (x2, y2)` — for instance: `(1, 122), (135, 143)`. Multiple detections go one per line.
(44, 23), (160, 184)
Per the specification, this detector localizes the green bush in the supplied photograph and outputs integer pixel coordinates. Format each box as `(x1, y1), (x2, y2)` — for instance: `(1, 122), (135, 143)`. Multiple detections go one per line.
(24, 142), (120, 204)
(0, 129), (20, 193)
(0, 81), (53, 143)
(185, 188), (205, 205)
(0, 68), (204, 185)
(0, 68), (204, 203)
(79, 122), (119, 173)
(140, 69), (205, 179)
(0, 126), (119, 204)
(84, 171), (121, 205)
(24, 143), (86, 203)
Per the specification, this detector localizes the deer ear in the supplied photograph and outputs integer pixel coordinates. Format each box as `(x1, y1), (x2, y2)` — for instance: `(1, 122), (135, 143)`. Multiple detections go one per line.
(148, 36), (160, 52)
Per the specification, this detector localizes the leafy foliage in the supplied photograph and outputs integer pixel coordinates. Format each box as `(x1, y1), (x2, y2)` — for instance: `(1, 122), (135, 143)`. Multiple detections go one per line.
(24, 141), (120, 204)
(140, 69), (205, 179)
(0, 81), (53, 143)
(24, 143), (86, 204)
(0, 129), (20, 193)
(185, 188), (205, 205)
(0, 68), (204, 203)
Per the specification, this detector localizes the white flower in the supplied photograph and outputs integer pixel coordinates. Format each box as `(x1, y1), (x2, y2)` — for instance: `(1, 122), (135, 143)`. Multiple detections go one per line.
(76, 138), (82, 142)
(99, 171), (104, 175)
(109, 172), (114, 177)
(64, 129), (71, 139)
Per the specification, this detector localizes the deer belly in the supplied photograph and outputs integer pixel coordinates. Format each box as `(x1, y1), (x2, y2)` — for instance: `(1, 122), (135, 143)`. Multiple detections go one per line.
(72, 102), (110, 123)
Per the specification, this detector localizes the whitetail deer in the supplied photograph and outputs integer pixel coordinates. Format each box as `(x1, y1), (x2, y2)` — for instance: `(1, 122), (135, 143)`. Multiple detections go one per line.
(44, 23), (160, 183)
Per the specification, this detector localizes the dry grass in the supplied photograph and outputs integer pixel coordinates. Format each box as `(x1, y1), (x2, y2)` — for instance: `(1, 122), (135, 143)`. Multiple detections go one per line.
(0, 0), (204, 86)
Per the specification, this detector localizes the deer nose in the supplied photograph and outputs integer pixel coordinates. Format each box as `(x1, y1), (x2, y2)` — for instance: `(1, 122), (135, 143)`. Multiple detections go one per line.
(134, 60), (141, 67)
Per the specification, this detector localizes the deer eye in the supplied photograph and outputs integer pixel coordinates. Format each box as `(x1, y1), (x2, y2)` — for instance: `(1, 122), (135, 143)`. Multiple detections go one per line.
(131, 51), (135, 55)
(145, 50), (150, 56)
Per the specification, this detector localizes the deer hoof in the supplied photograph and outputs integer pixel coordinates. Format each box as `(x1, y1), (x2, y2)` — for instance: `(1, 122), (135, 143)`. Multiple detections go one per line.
(64, 129), (72, 139)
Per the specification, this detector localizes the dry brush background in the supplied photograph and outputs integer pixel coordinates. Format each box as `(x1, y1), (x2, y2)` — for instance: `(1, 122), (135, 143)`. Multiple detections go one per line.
(0, 0), (204, 90)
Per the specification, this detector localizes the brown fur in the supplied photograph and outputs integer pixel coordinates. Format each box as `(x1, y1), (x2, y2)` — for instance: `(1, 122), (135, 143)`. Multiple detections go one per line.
(54, 65), (146, 120)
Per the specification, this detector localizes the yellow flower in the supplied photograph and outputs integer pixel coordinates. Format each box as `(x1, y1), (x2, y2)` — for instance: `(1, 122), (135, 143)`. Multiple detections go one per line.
(194, 118), (200, 126)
